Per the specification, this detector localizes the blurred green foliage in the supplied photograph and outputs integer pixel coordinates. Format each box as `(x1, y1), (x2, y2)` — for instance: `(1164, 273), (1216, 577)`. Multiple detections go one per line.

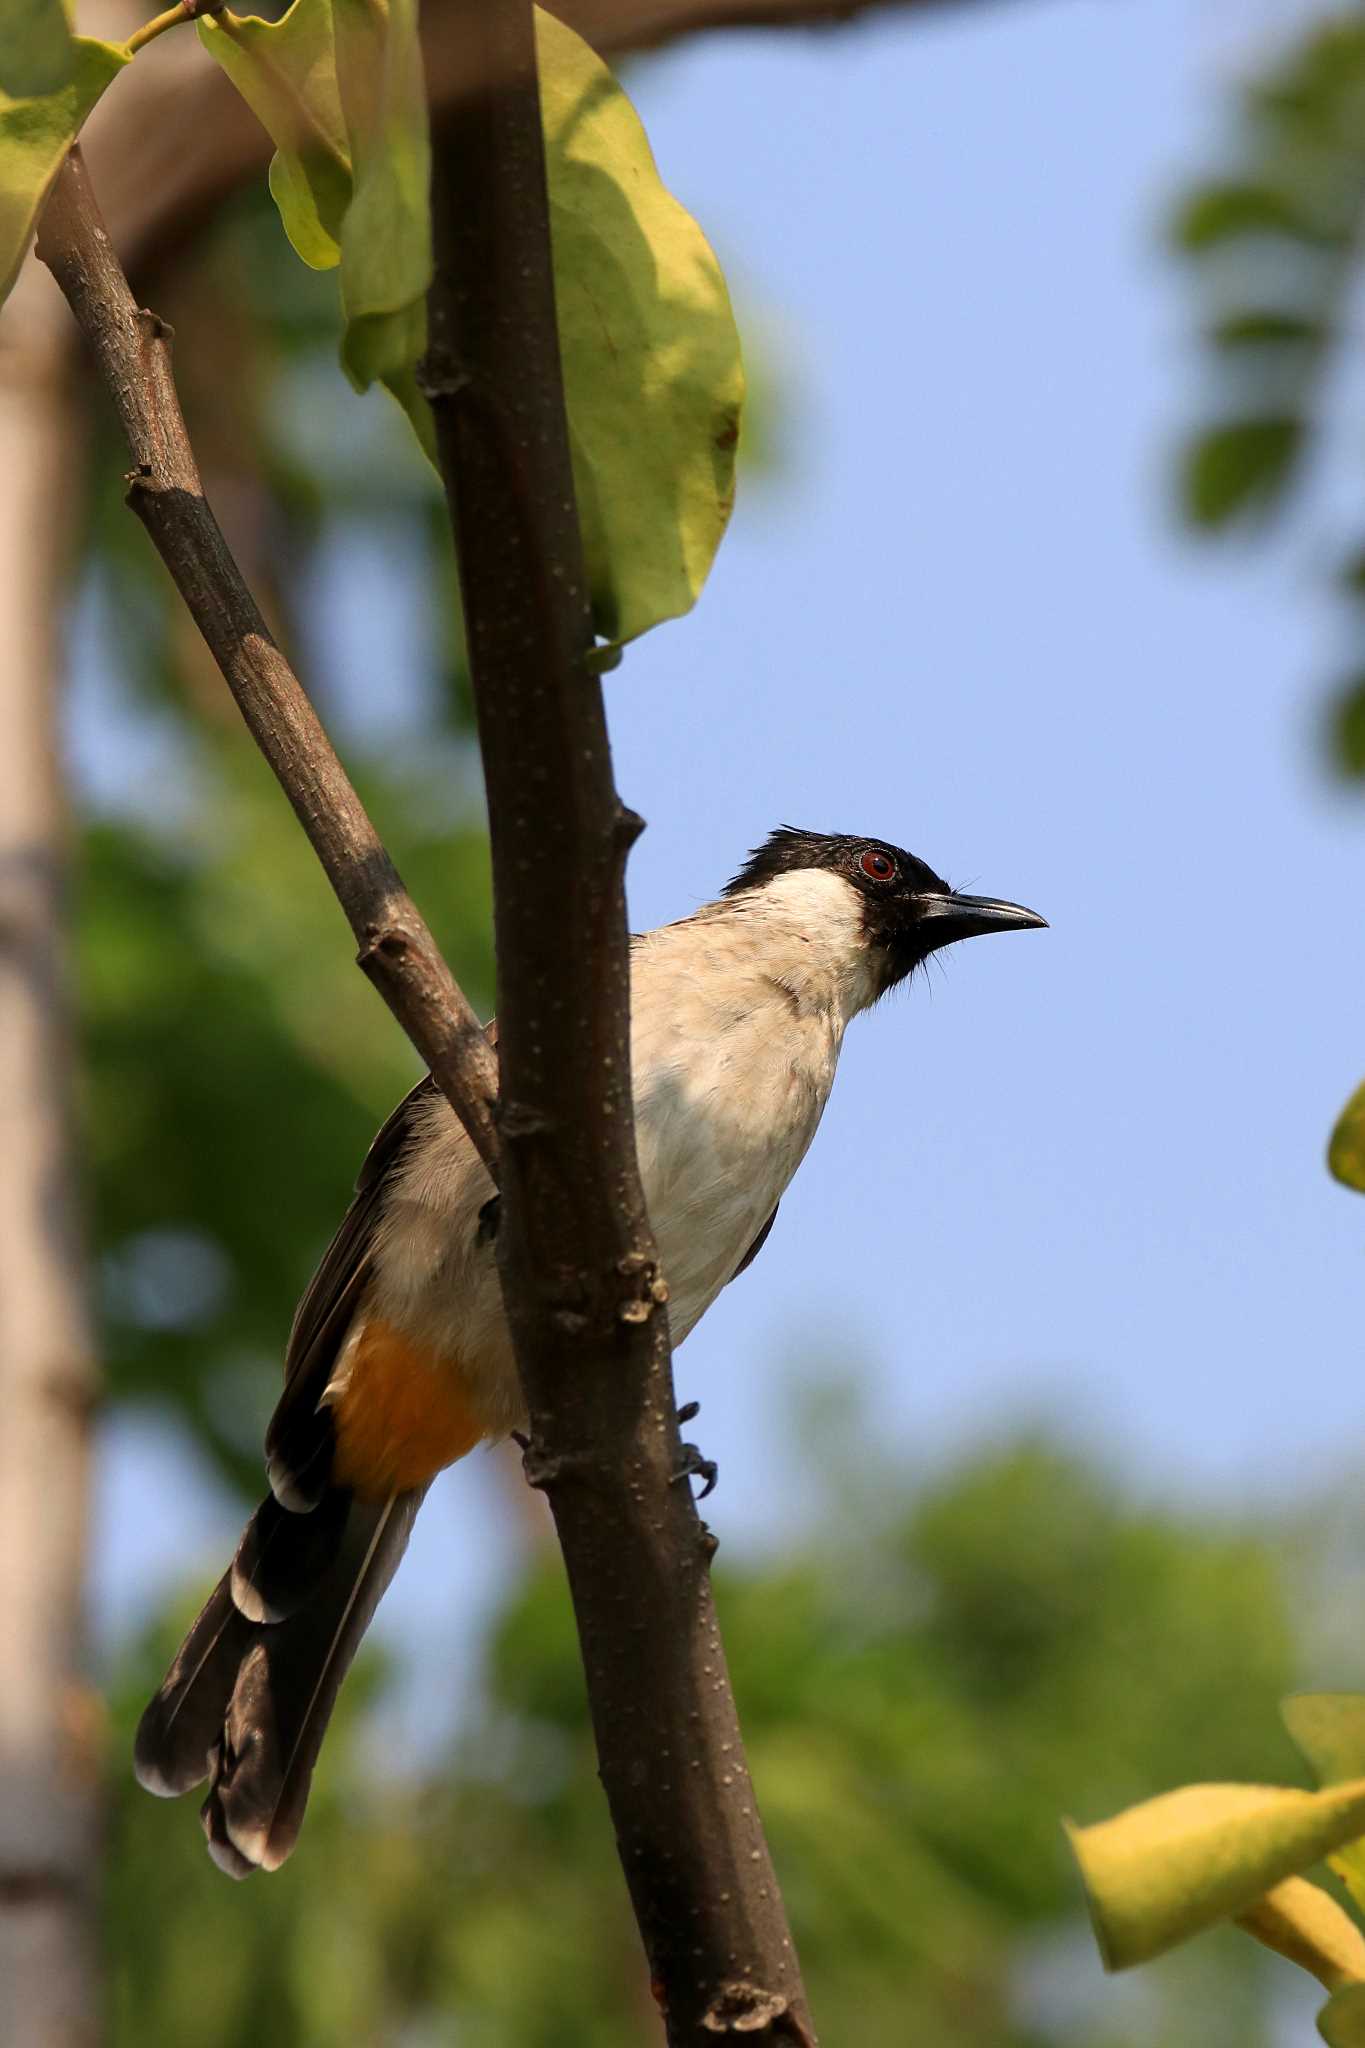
(105, 1439), (1302, 2046)
(1172, 10), (1365, 782)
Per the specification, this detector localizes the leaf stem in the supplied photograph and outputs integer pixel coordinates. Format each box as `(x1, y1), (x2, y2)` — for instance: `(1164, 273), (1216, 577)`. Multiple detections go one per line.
(126, 0), (223, 55)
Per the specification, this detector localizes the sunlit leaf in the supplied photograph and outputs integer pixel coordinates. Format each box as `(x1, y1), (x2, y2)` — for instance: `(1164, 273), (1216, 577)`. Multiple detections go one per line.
(200, 1), (741, 642)
(536, 8), (744, 647)
(1235, 1876), (1365, 1992)
(199, 1), (350, 268)
(1067, 1776), (1365, 1970)
(1180, 417), (1300, 528)
(0, 35), (128, 307)
(201, 0), (433, 454)
(1282, 1699), (1365, 1927)
(333, 0), (429, 393)
(0, 0), (73, 96)
(1328, 1084), (1365, 1194)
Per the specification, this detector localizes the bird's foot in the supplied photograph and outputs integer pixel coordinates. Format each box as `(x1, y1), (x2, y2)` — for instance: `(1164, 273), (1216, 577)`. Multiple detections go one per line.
(671, 1402), (717, 1499)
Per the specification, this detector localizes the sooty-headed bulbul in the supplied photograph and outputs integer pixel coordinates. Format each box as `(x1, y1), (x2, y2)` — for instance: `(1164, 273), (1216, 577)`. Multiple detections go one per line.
(135, 827), (1045, 1875)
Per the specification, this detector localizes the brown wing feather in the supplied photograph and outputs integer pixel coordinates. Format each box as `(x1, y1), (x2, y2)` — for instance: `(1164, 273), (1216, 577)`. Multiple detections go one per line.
(264, 1026), (497, 1507)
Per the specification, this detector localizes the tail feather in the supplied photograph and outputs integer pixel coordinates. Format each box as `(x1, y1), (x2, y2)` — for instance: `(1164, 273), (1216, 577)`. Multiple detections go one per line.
(230, 1488), (350, 1624)
(133, 1572), (256, 1799)
(135, 1486), (423, 1874)
(204, 1490), (422, 1873)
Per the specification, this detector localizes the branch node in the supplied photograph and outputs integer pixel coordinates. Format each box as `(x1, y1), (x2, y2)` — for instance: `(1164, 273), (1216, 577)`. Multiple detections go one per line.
(135, 306), (173, 347)
(701, 1982), (791, 2034)
(615, 803), (645, 852)
(518, 1438), (590, 1493)
(358, 923), (411, 968)
(617, 1297), (654, 1325)
(499, 1100), (552, 1140)
(415, 349), (473, 402)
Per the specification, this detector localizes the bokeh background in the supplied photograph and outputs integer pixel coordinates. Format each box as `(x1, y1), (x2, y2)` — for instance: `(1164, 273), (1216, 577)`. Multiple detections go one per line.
(37, 0), (1365, 2039)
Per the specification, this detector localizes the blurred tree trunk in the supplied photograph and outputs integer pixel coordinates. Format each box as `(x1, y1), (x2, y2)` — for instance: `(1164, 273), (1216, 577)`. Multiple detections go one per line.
(0, 255), (103, 2048)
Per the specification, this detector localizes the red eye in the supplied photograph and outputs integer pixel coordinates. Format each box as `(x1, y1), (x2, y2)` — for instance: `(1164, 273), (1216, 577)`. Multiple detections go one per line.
(860, 848), (896, 881)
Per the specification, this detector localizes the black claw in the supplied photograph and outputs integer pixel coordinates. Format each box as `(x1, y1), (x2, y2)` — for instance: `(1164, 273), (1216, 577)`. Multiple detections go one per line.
(676, 1400), (700, 1426)
(672, 1441), (718, 1500)
(477, 1195), (501, 1247)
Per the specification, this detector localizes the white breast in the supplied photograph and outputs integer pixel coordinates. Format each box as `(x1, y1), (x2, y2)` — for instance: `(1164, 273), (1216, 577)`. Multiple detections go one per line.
(367, 868), (873, 1430)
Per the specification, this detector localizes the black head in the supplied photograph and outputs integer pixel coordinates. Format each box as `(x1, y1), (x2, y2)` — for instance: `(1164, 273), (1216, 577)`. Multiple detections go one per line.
(724, 826), (1046, 994)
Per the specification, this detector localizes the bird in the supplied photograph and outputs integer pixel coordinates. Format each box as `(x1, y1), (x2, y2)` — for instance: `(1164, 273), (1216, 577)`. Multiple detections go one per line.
(134, 825), (1045, 1876)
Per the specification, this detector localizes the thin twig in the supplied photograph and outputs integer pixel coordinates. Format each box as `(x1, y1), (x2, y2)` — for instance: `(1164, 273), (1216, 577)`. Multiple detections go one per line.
(36, 146), (502, 1182)
(126, 0), (222, 58)
(422, 5), (816, 2040)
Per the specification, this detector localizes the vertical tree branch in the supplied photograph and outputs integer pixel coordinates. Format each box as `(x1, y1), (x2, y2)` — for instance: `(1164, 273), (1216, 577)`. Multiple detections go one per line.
(0, 257), (102, 2048)
(421, 6), (814, 2040)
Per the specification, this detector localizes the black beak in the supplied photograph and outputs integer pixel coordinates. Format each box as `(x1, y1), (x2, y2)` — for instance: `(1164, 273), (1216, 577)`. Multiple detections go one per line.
(915, 891), (1048, 944)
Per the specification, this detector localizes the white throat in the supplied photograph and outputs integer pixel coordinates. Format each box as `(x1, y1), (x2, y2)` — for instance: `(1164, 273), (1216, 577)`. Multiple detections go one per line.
(726, 867), (881, 1026)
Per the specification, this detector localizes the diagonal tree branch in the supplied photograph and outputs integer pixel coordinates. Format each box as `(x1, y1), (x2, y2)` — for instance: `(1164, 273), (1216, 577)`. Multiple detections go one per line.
(420, 5), (814, 2041)
(36, 147), (502, 1183)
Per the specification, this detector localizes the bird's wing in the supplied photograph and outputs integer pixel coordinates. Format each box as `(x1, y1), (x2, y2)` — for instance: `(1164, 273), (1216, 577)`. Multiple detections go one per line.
(263, 1075), (438, 1504)
(266, 1024), (499, 1504)
(731, 1204), (778, 1282)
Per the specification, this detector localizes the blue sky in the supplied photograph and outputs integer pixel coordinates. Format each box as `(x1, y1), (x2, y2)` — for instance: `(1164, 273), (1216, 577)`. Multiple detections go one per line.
(93, 0), (1365, 1745)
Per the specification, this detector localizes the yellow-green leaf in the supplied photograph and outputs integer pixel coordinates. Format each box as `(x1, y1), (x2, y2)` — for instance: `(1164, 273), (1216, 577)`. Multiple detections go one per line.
(200, 0), (433, 453)
(536, 8), (743, 648)
(1329, 1081), (1365, 1192)
(1322, 1983), (1365, 2046)
(0, 35), (129, 308)
(0, 0), (73, 97)
(199, 1), (351, 269)
(1235, 1876), (1365, 1992)
(1067, 1776), (1365, 1970)
(199, 0), (744, 642)
(333, 0), (430, 392)
(1283, 1695), (1365, 1919)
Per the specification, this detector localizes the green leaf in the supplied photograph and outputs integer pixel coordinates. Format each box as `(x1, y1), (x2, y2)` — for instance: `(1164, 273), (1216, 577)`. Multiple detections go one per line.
(0, 0), (73, 97)
(1283, 1696), (1365, 1921)
(537, 8), (743, 647)
(199, 2), (351, 269)
(1328, 1084), (1365, 1193)
(1180, 417), (1301, 527)
(1066, 1775), (1365, 1970)
(1173, 181), (1333, 251)
(1209, 311), (1324, 348)
(1325, 677), (1365, 781)
(1234, 1876), (1365, 1993)
(0, 35), (129, 308)
(200, 0), (743, 642)
(200, 0), (434, 455)
(333, 0), (430, 394)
